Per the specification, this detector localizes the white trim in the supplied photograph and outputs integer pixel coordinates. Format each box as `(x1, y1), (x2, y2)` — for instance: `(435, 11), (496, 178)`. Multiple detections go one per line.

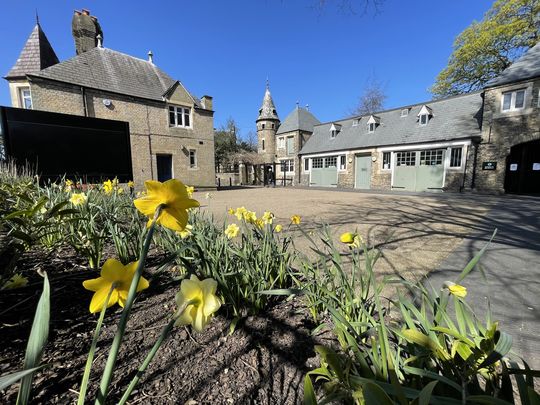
(501, 88), (527, 112)
(381, 151), (391, 171)
(168, 104), (192, 128)
(188, 148), (198, 169)
(378, 139), (470, 152)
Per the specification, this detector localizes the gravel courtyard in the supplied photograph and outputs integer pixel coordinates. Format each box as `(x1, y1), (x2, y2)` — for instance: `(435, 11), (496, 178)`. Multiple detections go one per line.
(194, 187), (498, 283)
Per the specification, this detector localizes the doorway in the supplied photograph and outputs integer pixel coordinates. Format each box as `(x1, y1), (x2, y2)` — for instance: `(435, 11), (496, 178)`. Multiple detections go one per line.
(156, 154), (173, 182)
(505, 139), (540, 194)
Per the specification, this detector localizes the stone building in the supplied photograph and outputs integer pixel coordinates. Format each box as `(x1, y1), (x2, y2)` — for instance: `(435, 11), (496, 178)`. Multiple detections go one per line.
(294, 43), (540, 194)
(256, 83), (320, 185)
(4, 11), (215, 189)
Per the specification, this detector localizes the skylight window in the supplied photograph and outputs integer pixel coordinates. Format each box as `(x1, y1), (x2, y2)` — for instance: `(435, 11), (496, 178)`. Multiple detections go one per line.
(401, 109), (409, 117)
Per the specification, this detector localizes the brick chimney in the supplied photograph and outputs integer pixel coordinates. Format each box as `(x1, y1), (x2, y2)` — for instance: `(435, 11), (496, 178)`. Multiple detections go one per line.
(201, 95), (213, 110)
(72, 9), (103, 54)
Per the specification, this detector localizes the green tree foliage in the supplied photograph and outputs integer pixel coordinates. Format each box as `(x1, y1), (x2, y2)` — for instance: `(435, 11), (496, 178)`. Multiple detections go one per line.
(214, 118), (255, 168)
(431, 0), (540, 98)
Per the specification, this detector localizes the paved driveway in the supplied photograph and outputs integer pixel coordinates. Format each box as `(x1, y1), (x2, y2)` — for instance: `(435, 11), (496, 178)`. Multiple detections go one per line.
(196, 187), (496, 282)
(428, 195), (540, 369)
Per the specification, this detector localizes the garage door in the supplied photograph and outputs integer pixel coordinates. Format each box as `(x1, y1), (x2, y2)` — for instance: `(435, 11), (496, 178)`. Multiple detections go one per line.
(310, 156), (338, 187)
(393, 149), (445, 192)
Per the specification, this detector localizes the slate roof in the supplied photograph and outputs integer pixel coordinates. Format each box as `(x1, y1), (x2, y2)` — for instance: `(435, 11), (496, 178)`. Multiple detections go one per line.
(300, 92), (483, 155)
(486, 42), (540, 88)
(257, 86), (279, 121)
(29, 46), (200, 104)
(276, 106), (320, 134)
(5, 24), (59, 79)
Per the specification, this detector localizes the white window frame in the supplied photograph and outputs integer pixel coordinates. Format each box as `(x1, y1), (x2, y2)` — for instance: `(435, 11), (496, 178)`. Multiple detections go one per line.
(339, 155), (347, 171)
(304, 158), (310, 172)
(330, 130), (337, 139)
(280, 159), (294, 173)
(382, 151), (391, 170)
(448, 147), (463, 169)
(401, 109), (409, 117)
(419, 114), (428, 126)
(352, 119), (360, 127)
(189, 149), (197, 169)
(19, 87), (32, 109)
(278, 137), (285, 149)
(501, 89), (526, 112)
(368, 122), (375, 133)
(169, 105), (192, 128)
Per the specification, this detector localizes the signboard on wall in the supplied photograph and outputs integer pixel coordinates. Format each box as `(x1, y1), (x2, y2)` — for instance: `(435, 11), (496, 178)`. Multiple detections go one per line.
(482, 162), (497, 170)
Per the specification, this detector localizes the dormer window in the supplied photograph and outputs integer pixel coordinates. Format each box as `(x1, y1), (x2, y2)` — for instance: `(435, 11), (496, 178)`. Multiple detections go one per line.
(329, 123), (342, 139)
(366, 115), (380, 133)
(169, 105), (191, 128)
(352, 118), (360, 127)
(417, 105), (432, 126)
(401, 108), (409, 117)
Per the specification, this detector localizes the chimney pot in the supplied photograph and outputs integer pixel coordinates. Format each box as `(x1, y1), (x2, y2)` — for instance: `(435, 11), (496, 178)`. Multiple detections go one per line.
(148, 50), (154, 63)
(97, 34), (103, 48)
(82, 9), (90, 15)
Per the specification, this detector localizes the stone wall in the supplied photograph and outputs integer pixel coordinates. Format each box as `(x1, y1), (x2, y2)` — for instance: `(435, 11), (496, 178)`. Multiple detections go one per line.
(474, 78), (540, 192)
(28, 78), (216, 189)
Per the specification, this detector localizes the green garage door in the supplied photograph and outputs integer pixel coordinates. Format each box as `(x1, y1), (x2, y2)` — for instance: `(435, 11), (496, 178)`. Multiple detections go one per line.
(393, 149), (445, 192)
(355, 155), (372, 189)
(310, 156), (338, 187)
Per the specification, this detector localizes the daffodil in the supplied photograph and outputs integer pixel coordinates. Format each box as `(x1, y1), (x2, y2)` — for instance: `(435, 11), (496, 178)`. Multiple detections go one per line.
(225, 223), (240, 239)
(234, 206), (247, 220)
(117, 187), (124, 194)
(255, 219), (265, 229)
(262, 211), (274, 225)
(174, 275), (221, 332)
(103, 179), (114, 194)
(2, 273), (29, 290)
(82, 259), (149, 313)
(340, 232), (362, 248)
(448, 283), (467, 298)
(134, 179), (200, 232)
(64, 179), (74, 192)
(178, 224), (193, 239)
(274, 224), (283, 233)
(227, 207), (235, 215)
(244, 210), (257, 224)
(70, 192), (87, 206)
(185, 185), (195, 198)
(127, 180), (134, 188)
(291, 215), (301, 225)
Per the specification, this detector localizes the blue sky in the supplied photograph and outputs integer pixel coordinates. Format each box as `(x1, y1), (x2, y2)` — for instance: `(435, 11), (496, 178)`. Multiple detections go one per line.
(1, 0), (494, 138)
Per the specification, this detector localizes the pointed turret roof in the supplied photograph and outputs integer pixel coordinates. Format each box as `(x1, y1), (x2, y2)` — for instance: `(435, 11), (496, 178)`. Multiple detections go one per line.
(277, 105), (320, 134)
(5, 23), (59, 80)
(257, 83), (279, 121)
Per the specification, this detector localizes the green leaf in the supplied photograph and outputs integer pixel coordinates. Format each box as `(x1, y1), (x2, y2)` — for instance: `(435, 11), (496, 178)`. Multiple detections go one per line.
(257, 288), (305, 296)
(478, 331), (512, 369)
(303, 375), (317, 405)
(466, 395), (514, 405)
(456, 230), (496, 283)
(400, 329), (450, 361)
(16, 271), (50, 405)
(362, 382), (394, 405)
(418, 381), (438, 405)
(527, 387), (540, 405)
(403, 366), (462, 393)
(0, 366), (46, 391)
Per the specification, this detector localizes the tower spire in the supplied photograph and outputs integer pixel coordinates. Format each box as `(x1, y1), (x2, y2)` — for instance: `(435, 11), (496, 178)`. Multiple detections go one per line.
(35, 9), (40, 25)
(257, 81), (279, 121)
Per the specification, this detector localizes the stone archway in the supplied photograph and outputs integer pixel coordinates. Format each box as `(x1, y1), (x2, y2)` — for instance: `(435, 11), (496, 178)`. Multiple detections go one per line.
(504, 139), (540, 194)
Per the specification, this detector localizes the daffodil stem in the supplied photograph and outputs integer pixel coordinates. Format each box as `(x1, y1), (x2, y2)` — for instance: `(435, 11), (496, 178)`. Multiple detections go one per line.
(117, 299), (195, 405)
(77, 285), (114, 405)
(117, 318), (176, 405)
(95, 206), (162, 405)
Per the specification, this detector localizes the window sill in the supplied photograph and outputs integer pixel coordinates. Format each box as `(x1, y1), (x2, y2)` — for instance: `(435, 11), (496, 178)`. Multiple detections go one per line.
(494, 108), (533, 118)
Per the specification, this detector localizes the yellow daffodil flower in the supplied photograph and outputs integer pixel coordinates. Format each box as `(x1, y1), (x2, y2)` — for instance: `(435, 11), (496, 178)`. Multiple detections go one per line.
(227, 208), (235, 215)
(127, 180), (134, 188)
(262, 211), (274, 225)
(178, 224), (193, 239)
(448, 283), (467, 298)
(117, 187), (124, 194)
(82, 259), (149, 313)
(274, 224), (283, 233)
(291, 215), (301, 225)
(70, 192), (87, 206)
(174, 275), (221, 332)
(340, 232), (363, 248)
(112, 177), (119, 187)
(185, 185), (195, 198)
(134, 179), (200, 232)
(234, 206), (247, 220)
(103, 179), (114, 194)
(225, 223), (240, 239)
(2, 273), (29, 290)
(64, 179), (73, 192)
(244, 210), (257, 224)
(255, 219), (265, 229)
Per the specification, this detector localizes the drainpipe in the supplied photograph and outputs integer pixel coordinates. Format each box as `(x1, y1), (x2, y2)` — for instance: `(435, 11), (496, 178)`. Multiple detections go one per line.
(470, 141), (479, 190)
(81, 86), (88, 117)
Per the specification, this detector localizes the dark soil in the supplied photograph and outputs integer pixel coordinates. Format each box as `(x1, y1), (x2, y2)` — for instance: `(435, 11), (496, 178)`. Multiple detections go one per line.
(0, 247), (327, 404)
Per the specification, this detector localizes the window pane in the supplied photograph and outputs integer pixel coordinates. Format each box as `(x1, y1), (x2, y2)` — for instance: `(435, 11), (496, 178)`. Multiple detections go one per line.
(502, 93), (512, 110)
(383, 152), (391, 169)
(189, 150), (196, 167)
(340, 155), (346, 169)
(420, 114), (427, 125)
(169, 111), (176, 125)
(176, 110), (183, 126)
(304, 159), (309, 171)
(184, 108), (190, 127)
(515, 90), (525, 108)
(450, 147), (462, 167)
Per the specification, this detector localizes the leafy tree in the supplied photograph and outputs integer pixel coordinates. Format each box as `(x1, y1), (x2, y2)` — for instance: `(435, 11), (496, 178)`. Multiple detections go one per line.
(214, 118), (256, 169)
(350, 76), (387, 116)
(431, 0), (540, 97)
